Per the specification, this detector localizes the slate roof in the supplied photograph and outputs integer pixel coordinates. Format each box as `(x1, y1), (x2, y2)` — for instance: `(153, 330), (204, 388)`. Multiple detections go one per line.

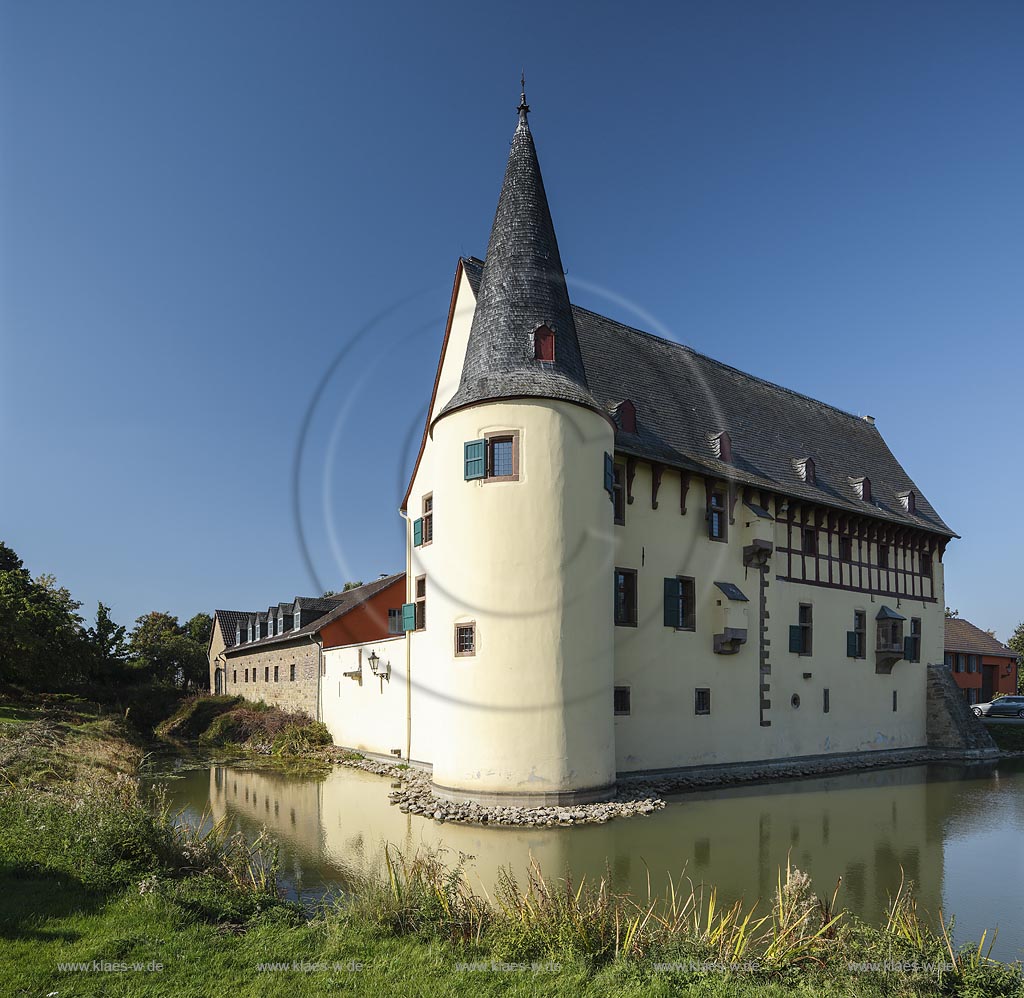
(224, 574), (404, 657)
(438, 97), (600, 420)
(945, 618), (1017, 658)
(436, 99), (954, 538)
(213, 610), (252, 649)
(459, 257), (952, 536)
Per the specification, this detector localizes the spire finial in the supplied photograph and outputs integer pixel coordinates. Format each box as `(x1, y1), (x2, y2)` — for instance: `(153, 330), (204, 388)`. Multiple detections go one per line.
(517, 70), (530, 122)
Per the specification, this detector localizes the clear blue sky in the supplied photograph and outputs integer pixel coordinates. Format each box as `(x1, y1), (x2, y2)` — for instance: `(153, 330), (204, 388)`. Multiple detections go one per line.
(2, 1), (1021, 640)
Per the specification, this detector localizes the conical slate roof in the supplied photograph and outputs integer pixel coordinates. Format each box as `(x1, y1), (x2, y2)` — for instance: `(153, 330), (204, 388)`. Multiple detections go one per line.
(437, 94), (603, 421)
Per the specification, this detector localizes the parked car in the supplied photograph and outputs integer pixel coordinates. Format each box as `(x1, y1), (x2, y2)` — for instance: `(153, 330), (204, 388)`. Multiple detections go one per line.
(972, 695), (1024, 718)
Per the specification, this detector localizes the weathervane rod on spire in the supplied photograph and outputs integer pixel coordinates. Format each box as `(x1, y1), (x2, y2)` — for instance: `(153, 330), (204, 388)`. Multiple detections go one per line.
(518, 70), (529, 120)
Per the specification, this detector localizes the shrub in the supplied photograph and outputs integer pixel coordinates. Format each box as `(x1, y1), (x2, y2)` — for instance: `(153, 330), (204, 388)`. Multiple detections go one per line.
(156, 695), (242, 741)
(271, 722), (332, 756)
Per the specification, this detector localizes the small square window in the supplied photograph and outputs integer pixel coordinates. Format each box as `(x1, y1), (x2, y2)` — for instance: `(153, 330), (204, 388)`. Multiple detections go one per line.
(290, 663), (296, 682)
(614, 686), (631, 715)
(484, 431), (519, 481)
(232, 670), (237, 684)
(274, 665), (279, 682)
(839, 536), (853, 561)
(455, 622), (476, 657)
(264, 666), (269, 682)
(921, 551), (932, 578)
(802, 528), (817, 556)
(695, 688), (711, 715)
(879, 545), (889, 569)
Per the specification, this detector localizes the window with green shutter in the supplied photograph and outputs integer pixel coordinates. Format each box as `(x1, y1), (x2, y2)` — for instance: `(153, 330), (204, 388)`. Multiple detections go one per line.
(664, 576), (695, 630)
(413, 518), (423, 546)
(401, 603), (417, 632)
(464, 439), (486, 480)
(604, 453), (614, 497)
(847, 631), (859, 658)
(789, 625), (804, 654)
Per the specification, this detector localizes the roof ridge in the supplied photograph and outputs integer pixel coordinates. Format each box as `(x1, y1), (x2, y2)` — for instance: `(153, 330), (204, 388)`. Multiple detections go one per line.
(570, 302), (868, 427)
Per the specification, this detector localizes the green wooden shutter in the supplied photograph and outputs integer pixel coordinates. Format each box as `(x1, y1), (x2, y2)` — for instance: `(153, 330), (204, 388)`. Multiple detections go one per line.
(663, 577), (680, 627)
(847, 631), (858, 658)
(464, 439), (486, 480)
(604, 453), (615, 496)
(903, 636), (913, 661)
(401, 603), (417, 632)
(789, 625), (803, 654)
(413, 518), (423, 546)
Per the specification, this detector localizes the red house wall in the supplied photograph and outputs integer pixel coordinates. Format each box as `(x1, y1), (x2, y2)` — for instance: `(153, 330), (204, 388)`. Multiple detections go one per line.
(321, 578), (406, 650)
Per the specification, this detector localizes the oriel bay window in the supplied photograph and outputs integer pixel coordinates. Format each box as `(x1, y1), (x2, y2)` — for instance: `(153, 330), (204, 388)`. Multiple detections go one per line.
(614, 568), (638, 627)
(663, 576), (696, 630)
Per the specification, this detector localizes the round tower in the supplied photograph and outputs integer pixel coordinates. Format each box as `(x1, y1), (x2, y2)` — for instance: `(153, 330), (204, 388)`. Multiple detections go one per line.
(427, 87), (616, 804)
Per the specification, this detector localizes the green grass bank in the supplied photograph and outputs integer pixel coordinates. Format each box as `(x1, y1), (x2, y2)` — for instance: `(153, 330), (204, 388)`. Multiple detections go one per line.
(0, 693), (1022, 997)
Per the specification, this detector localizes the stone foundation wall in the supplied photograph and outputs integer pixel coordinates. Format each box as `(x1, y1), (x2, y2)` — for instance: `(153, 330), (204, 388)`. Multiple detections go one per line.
(223, 641), (320, 718)
(926, 662), (998, 755)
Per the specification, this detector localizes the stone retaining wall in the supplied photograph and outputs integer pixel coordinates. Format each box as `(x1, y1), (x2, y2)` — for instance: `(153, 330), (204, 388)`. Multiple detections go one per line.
(925, 662), (998, 756)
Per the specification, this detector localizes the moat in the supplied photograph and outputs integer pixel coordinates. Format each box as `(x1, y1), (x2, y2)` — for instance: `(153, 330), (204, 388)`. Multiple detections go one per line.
(153, 757), (1024, 960)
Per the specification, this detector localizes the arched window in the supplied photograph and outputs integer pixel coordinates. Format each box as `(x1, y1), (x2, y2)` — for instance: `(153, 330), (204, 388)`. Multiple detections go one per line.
(533, 325), (555, 362)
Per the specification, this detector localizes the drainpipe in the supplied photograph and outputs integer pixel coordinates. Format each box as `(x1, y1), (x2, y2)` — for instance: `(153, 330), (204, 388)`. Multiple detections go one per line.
(399, 508), (412, 762)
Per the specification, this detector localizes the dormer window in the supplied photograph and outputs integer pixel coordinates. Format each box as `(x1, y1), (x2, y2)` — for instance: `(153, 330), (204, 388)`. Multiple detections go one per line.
(247, 622), (253, 642)
(850, 476), (871, 503)
(710, 431), (732, 463)
(616, 400), (637, 434)
(898, 491), (916, 515)
(293, 608), (301, 630)
(236, 623), (242, 644)
(532, 325), (555, 362)
(794, 457), (815, 484)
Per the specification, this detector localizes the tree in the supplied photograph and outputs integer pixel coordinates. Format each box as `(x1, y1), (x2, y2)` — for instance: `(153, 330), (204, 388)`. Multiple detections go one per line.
(127, 611), (208, 690)
(183, 612), (213, 649)
(342, 581), (364, 592)
(1008, 621), (1024, 695)
(0, 550), (88, 688)
(84, 602), (128, 682)
(945, 607), (959, 618)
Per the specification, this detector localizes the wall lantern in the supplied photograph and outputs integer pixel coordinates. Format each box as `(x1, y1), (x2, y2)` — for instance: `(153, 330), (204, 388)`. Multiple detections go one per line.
(368, 650), (390, 683)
